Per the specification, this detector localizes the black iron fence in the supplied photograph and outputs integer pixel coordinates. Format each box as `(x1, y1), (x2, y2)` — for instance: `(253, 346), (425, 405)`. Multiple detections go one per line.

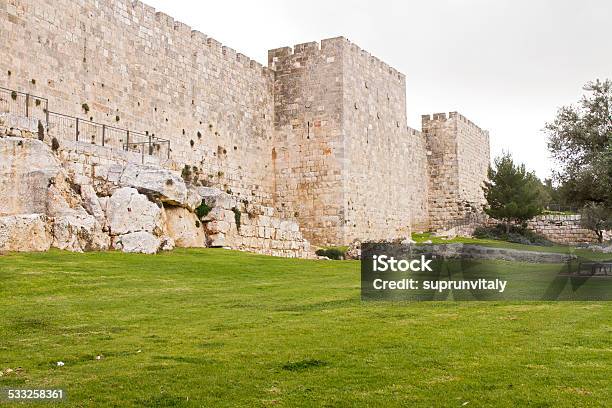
(0, 86), (170, 161)
(0, 86), (48, 123)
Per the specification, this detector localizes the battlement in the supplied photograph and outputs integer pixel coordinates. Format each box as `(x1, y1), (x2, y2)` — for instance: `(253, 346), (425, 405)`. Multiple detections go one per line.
(422, 111), (486, 134)
(268, 36), (404, 82)
(129, 0), (268, 75)
(407, 126), (423, 137)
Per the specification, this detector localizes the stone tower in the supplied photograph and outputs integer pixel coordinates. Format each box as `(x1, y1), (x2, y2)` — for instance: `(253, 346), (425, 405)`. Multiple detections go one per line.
(269, 37), (430, 246)
(423, 112), (490, 230)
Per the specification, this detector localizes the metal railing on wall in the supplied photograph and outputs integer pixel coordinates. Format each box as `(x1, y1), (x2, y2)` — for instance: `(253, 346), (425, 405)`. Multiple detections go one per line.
(0, 86), (48, 123)
(0, 86), (171, 162)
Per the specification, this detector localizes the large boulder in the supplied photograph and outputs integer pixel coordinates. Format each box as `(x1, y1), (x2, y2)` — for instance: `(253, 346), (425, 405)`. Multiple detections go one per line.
(52, 211), (110, 252)
(80, 184), (107, 226)
(118, 163), (187, 206)
(106, 187), (164, 236)
(185, 186), (203, 212)
(0, 214), (52, 252)
(164, 207), (207, 248)
(112, 231), (174, 254)
(0, 137), (62, 216)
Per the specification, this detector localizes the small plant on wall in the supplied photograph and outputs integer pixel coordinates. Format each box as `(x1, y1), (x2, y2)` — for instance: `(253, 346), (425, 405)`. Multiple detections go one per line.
(231, 207), (241, 231)
(82, 103), (90, 114)
(195, 201), (212, 219)
(181, 164), (192, 183)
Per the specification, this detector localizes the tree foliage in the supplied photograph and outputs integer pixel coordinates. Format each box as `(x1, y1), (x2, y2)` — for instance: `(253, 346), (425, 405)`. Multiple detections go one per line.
(483, 153), (547, 232)
(580, 203), (612, 243)
(545, 79), (612, 208)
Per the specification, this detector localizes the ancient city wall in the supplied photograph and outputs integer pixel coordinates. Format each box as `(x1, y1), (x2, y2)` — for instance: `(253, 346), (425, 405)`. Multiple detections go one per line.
(268, 39), (346, 245)
(1, 0), (493, 249)
(423, 112), (489, 230)
(455, 113), (490, 208)
(342, 40), (429, 241)
(1, 0), (275, 205)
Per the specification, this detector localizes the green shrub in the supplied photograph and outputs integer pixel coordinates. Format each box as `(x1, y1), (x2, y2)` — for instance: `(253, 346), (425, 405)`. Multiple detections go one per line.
(232, 207), (241, 231)
(195, 202), (212, 219)
(315, 248), (345, 260)
(181, 164), (192, 183)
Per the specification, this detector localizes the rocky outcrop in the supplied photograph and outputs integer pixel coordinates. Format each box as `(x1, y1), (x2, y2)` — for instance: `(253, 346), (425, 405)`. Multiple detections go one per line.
(0, 137), (62, 216)
(112, 231), (173, 254)
(106, 187), (164, 236)
(80, 184), (106, 226)
(0, 214), (52, 252)
(165, 207), (207, 248)
(0, 131), (311, 257)
(118, 163), (187, 206)
(52, 211), (110, 252)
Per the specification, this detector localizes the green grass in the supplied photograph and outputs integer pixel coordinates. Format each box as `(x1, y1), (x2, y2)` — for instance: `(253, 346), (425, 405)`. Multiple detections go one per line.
(0, 249), (611, 407)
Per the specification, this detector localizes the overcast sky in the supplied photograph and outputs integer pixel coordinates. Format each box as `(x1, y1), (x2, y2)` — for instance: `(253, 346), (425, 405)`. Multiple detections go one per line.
(145, 0), (612, 180)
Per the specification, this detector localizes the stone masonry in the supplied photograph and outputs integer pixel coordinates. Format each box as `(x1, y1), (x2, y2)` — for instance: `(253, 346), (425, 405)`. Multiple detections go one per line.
(527, 214), (612, 245)
(423, 112), (490, 230)
(0, 0), (491, 249)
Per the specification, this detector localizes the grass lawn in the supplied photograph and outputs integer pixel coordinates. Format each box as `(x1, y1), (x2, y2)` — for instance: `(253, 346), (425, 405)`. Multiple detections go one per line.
(1, 249), (611, 407)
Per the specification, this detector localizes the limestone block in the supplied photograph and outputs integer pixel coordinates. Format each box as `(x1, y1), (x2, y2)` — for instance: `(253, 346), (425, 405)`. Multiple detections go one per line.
(119, 163), (187, 206)
(80, 184), (106, 226)
(164, 206), (207, 248)
(0, 137), (62, 216)
(106, 187), (164, 236)
(52, 211), (110, 252)
(0, 214), (52, 252)
(185, 186), (203, 211)
(112, 231), (161, 254)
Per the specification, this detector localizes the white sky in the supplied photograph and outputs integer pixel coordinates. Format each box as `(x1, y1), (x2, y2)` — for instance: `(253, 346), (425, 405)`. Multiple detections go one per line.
(145, 0), (612, 180)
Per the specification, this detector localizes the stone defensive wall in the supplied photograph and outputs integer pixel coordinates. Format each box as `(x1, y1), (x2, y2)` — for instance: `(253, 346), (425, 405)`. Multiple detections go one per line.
(423, 112), (490, 230)
(0, 115), (311, 257)
(1, 0), (276, 206)
(1, 0), (492, 251)
(269, 37), (431, 245)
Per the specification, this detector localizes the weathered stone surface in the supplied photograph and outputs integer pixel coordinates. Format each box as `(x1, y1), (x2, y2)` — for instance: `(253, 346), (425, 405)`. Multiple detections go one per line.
(52, 211), (110, 252)
(185, 187), (203, 212)
(112, 231), (161, 254)
(119, 163), (187, 206)
(527, 214), (611, 245)
(106, 187), (164, 236)
(345, 241), (361, 260)
(164, 206), (206, 248)
(0, 214), (51, 252)
(80, 184), (106, 226)
(0, 137), (62, 216)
